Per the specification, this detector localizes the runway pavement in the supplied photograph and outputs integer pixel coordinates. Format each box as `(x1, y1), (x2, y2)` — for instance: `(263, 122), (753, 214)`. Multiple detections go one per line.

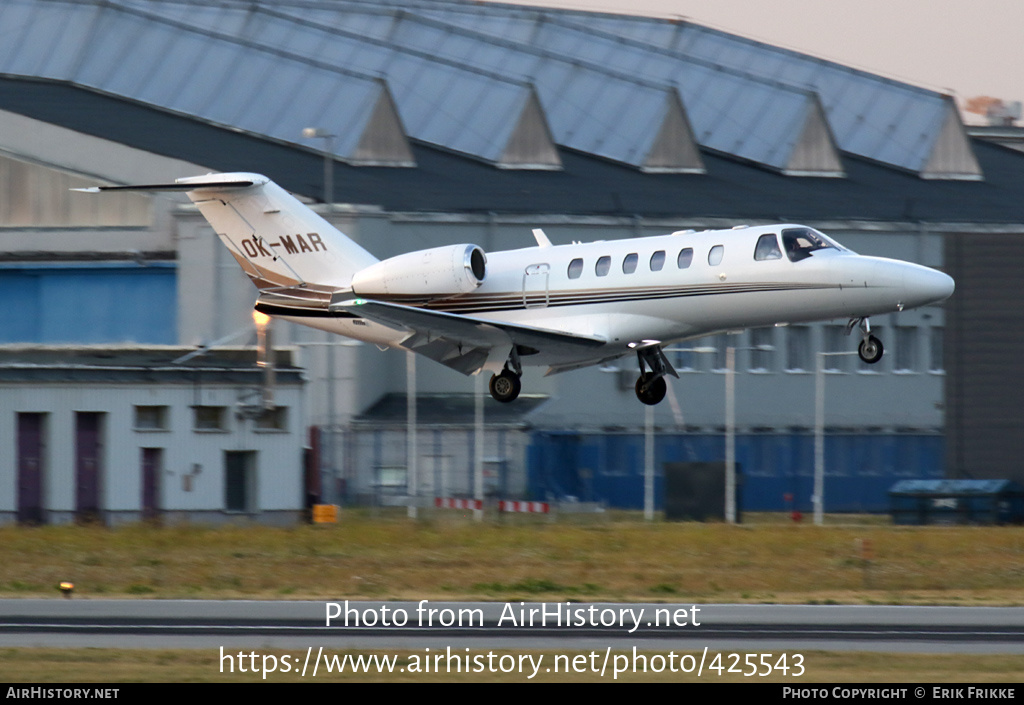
(3, 599), (1024, 653)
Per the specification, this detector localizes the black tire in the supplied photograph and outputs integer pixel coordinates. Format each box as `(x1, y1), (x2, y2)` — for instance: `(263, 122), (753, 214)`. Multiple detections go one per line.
(635, 373), (667, 405)
(858, 335), (884, 364)
(489, 370), (522, 403)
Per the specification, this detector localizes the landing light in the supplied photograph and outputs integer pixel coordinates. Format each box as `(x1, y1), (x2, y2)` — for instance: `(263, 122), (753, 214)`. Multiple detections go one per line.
(252, 310), (271, 328)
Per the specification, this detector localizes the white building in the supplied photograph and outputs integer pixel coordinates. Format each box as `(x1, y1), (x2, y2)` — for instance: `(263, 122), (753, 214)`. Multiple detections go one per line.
(0, 346), (305, 525)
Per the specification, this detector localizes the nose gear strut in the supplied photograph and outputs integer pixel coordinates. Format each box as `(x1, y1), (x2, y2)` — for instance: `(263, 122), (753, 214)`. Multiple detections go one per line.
(847, 317), (884, 364)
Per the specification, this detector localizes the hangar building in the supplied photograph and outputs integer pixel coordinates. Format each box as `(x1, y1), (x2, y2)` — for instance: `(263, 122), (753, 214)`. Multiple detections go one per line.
(1, 0), (1023, 518)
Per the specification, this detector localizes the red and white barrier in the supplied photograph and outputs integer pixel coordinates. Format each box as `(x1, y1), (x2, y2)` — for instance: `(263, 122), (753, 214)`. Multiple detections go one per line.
(498, 500), (550, 514)
(434, 497), (483, 510)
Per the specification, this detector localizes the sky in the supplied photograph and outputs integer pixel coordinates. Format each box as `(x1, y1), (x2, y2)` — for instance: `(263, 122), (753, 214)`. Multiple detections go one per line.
(486, 0), (1024, 121)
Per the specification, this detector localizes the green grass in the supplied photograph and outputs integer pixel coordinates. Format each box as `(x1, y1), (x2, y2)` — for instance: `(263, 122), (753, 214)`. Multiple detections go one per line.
(1, 511), (1023, 604)
(3, 513), (1023, 682)
(0, 648), (1022, 682)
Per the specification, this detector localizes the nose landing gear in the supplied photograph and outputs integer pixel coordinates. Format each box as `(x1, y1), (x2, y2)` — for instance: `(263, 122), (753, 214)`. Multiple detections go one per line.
(848, 317), (884, 364)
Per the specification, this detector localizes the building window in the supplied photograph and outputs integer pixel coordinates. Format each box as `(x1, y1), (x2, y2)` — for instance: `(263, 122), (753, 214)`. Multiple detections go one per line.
(711, 334), (729, 372)
(674, 347), (697, 372)
(134, 405), (169, 431)
(255, 406), (288, 431)
(567, 258), (584, 279)
(822, 325), (849, 372)
(595, 255), (611, 276)
(193, 406), (227, 431)
(786, 326), (811, 372)
(749, 327), (774, 372)
(677, 248), (693, 269)
(650, 251), (666, 271)
(622, 253), (638, 274)
(708, 245), (724, 266)
(895, 326), (918, 372)
(929, 326), (944, 373)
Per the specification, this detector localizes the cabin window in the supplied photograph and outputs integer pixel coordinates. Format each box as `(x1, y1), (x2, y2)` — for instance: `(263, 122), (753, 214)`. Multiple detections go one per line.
(650, 250), (666, 271)
(623, 253), (638, 274)
(595, 255), (611, 276)
(782, 227), (836, 262)
(676, 248), (693, 269)
(567, 258), (583, 279)
(708, 245), (724, 266)
(754, 234), (782, 261)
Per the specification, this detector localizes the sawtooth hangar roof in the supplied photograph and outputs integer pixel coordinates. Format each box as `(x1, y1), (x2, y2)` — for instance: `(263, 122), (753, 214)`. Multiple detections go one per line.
(2, 0), (1023, 222)
(0, 0), (982, 179)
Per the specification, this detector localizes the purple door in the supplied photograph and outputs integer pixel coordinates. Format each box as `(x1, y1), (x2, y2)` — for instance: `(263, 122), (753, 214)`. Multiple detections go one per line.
(141, 448), (162, 521)
(75, 412), (104, 522)
(17, 413), (45, 524)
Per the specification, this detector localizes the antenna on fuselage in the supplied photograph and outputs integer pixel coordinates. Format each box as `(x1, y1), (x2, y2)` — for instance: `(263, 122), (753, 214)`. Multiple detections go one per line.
(532, 228), (553, 248)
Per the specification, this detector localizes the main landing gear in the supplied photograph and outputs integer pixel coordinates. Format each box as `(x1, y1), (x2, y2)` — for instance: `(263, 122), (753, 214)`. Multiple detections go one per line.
(489, 368), (521, 403)
(489, 346), (524, 403)
(849, 317), (884, 364)
(633, 343), (678, 406)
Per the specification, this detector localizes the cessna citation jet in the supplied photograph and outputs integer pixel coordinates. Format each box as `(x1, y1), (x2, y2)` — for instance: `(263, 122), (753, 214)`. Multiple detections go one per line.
(78, 173), (955, 405)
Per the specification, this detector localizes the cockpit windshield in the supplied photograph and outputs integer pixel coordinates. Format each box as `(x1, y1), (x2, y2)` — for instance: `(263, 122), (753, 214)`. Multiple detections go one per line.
(782, 227), (841, 262)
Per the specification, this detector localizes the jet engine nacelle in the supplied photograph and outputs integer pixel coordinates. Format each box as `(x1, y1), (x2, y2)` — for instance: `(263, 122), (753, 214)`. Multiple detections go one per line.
(351, 244), (487, 299)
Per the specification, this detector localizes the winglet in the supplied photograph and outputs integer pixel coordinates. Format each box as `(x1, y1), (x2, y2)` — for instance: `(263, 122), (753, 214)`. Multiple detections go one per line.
(532, 228), (552, 248)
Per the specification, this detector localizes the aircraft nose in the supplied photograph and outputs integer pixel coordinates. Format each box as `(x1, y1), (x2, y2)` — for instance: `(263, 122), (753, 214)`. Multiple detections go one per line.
(903, 265), (955, 308)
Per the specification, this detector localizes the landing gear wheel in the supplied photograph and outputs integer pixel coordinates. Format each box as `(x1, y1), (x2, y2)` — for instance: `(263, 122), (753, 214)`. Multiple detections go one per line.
(635, 373), (667, 406)
(489, 370), (522, 403)
(858, 335), (884, 364)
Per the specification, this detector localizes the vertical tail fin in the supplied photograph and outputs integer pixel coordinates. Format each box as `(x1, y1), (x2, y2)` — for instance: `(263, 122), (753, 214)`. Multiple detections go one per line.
(179, 173), (378, 297)
(79, 172), (378, 307)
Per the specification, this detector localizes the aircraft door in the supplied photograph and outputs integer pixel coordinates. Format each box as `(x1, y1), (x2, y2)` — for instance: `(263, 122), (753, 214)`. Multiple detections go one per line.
(522, 263), (550, 308)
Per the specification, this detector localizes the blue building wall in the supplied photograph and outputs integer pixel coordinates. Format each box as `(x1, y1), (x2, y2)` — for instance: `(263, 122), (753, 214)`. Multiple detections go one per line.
(0, 263), (176, 344)
(528, 432), (944, 513)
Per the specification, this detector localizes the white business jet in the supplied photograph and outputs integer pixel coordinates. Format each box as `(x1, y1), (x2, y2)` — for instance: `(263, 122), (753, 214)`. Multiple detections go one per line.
(79, 173), (955, 405)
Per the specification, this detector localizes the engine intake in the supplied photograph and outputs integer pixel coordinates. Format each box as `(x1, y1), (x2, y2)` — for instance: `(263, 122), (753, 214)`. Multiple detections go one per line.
(351, 244), (486, 299)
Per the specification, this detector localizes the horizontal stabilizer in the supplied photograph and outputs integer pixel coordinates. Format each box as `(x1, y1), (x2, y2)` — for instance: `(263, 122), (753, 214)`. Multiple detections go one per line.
(72, 178), (257, 193)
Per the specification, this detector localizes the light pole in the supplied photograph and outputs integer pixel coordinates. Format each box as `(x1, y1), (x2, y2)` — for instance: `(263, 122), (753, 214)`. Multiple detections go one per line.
(407, 351), (418, 519)
(302, 127), (339, 509)
(814, 350), (858, 525)
(724, 343), (774, 525)
(302, 127), (335, 210)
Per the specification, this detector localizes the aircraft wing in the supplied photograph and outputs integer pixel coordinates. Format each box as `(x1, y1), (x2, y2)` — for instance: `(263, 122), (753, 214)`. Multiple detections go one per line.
(330, 298), (606, 375)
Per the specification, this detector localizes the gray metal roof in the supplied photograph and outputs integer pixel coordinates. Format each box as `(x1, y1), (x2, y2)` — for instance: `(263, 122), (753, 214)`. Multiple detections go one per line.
(0, 345), (303, 384)
(0, 0), (420, 166)
(399, 0), (980, 179)
(115, 0), (697, 172)
(1, 0), (982, 179)
(126, 0), (563, 169)
(581, 15), (981, 179)
(379, 3), (841, 175)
